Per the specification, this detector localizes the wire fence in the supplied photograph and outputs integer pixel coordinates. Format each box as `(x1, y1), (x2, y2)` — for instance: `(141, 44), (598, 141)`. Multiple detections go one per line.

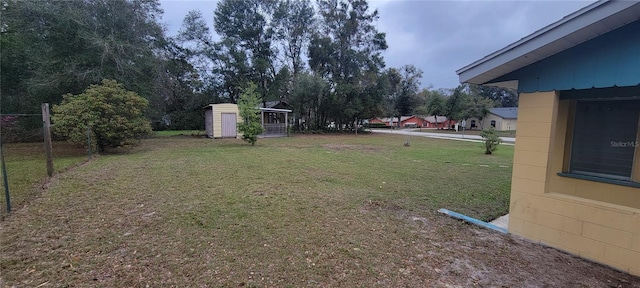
(1, 114), (44, 143)
(0, 110), (87, 217)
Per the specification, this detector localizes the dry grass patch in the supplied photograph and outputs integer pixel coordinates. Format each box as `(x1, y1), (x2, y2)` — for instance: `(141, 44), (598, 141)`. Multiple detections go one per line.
(1, 134), (638, 287)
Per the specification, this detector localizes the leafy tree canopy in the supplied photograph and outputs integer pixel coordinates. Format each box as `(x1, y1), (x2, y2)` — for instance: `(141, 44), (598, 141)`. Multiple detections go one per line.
(469, 84), (518, 107)
(0, 0), (221, 132)
(427, 91), (447, 127)
(308, 0), (388, 128)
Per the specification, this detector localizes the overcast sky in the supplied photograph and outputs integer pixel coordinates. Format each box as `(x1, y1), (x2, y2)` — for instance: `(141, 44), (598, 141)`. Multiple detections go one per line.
(159, 0), (594, 90)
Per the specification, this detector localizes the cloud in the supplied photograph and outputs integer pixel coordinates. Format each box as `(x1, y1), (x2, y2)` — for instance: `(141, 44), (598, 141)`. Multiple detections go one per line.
(376, 0), (594, 88)
(160, 0), (594, 89)
(160, 0), (219, 36)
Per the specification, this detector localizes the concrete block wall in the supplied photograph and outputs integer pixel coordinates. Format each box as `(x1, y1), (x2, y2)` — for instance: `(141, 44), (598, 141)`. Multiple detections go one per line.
(509, 91), (640, 276)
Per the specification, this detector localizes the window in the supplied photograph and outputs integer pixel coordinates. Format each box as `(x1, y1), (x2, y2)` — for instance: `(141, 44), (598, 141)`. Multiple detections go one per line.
(566, 99), (640, 181)
(470, 120), (476, 128)
(490, 120), (496, 128)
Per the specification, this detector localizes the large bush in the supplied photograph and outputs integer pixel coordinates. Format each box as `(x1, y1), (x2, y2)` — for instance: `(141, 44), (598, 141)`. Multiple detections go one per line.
(52, 79), (152, 152)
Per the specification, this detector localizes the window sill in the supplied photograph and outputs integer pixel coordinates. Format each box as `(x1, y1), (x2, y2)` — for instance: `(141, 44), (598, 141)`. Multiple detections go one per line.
(557, 172), (640, 188)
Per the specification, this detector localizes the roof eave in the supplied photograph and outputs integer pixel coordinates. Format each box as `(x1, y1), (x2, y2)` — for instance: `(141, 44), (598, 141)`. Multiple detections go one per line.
(259, 107), (292, 113)
(457, 0), (640, 87)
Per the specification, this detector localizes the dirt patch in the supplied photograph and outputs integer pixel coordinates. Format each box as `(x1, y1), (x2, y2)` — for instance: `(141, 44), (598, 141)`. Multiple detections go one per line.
(396, 211), (640, 288)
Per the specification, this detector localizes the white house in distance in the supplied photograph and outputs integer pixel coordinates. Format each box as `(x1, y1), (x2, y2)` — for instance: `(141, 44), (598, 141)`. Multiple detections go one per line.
(465, 107), (518, 131)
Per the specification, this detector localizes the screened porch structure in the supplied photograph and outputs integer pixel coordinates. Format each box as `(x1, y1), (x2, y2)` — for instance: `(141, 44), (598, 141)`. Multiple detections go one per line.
(260, 107), (291, 137)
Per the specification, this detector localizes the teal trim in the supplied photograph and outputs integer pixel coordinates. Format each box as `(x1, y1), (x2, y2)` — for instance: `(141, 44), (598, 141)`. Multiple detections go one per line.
(491, 20), (640, 93)
(557, 172), (640, 188)
(559, 86), (640, 100)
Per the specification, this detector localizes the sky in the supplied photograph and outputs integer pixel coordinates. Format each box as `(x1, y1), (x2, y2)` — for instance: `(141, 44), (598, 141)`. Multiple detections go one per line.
(159, 0), (595, 90)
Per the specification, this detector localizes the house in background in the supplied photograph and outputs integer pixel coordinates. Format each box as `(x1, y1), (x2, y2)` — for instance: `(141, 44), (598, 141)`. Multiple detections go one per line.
(423, 116), (454, 129)
(457, 0), (640, 276)
(259, 107), (292, 137)
(205, 103), (292, 138)
(369, 115), (455, 129)
(368, 117), (395, 127)
(260, 100), (292, 137)
(368, 116), (412, 127)
(400, 116), (422, 128)
(465, 107), (518, 131)
(400, 116), (425, 128)
(367, 117), (387, 126)
(486, 107), (517, 131)
(263, 100), (292, 110)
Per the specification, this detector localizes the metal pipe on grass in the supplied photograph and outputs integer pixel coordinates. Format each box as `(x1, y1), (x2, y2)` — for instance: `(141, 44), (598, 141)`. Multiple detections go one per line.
(438, 208), (507, 234)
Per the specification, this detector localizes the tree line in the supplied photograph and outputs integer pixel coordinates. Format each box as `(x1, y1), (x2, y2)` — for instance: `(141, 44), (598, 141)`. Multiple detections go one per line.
(1, 0), (517, 133)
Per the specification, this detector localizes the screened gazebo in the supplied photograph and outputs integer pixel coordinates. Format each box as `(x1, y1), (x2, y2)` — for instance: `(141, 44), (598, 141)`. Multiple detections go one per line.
(259, 107), (291, 138)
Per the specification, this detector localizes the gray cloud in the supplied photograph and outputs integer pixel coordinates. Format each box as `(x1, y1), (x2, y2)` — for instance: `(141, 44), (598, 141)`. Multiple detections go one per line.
(160, 0), (594, 89)
(375, 0), (594, 88)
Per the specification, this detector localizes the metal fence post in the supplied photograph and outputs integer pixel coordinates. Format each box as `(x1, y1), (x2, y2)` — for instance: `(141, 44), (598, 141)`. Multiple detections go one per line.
(1, 139), (10, 213)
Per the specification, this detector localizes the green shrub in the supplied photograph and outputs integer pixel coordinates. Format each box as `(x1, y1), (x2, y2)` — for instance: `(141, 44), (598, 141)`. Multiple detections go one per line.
(480, 126), (502, 155)
(52, 79), (152, 152)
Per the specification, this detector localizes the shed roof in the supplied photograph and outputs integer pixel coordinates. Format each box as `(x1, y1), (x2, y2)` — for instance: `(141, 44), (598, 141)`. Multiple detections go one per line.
(260, 107), (292, 113)
(489, 107), (518, 119)
(263, 100), (292, 110)
(457, 0), (640, 89)
(204, 103), (237, 109)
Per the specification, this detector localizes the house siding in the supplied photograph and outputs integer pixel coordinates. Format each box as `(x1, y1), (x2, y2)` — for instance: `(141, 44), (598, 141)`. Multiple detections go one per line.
(493, 19), (640, 93)
(464, 116), (515, 131)
(425, 119), (455, 129)
(464, 118), (482, 130)
(483, 113), (516, 131)
(400, 116), (424, 127)
(369, 118), (384, 124)
(510, 91), (640, 275)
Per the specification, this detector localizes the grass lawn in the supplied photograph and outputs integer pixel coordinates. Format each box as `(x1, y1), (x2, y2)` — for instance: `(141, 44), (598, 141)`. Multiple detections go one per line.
(0, 142), (87, 216)
(154, 130), (206, 137)
(2, 134), (636, 286)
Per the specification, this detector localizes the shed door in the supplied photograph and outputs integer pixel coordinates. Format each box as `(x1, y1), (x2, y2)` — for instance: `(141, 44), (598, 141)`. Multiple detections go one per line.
(221, 113), (237, 138)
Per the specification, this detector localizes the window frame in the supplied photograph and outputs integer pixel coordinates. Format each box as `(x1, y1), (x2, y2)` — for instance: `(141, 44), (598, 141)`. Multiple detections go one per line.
(561, 93), (640, 185)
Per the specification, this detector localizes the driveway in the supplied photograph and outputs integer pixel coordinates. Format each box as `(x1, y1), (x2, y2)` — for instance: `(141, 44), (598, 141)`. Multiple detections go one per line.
(371, 129), (516, 145)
